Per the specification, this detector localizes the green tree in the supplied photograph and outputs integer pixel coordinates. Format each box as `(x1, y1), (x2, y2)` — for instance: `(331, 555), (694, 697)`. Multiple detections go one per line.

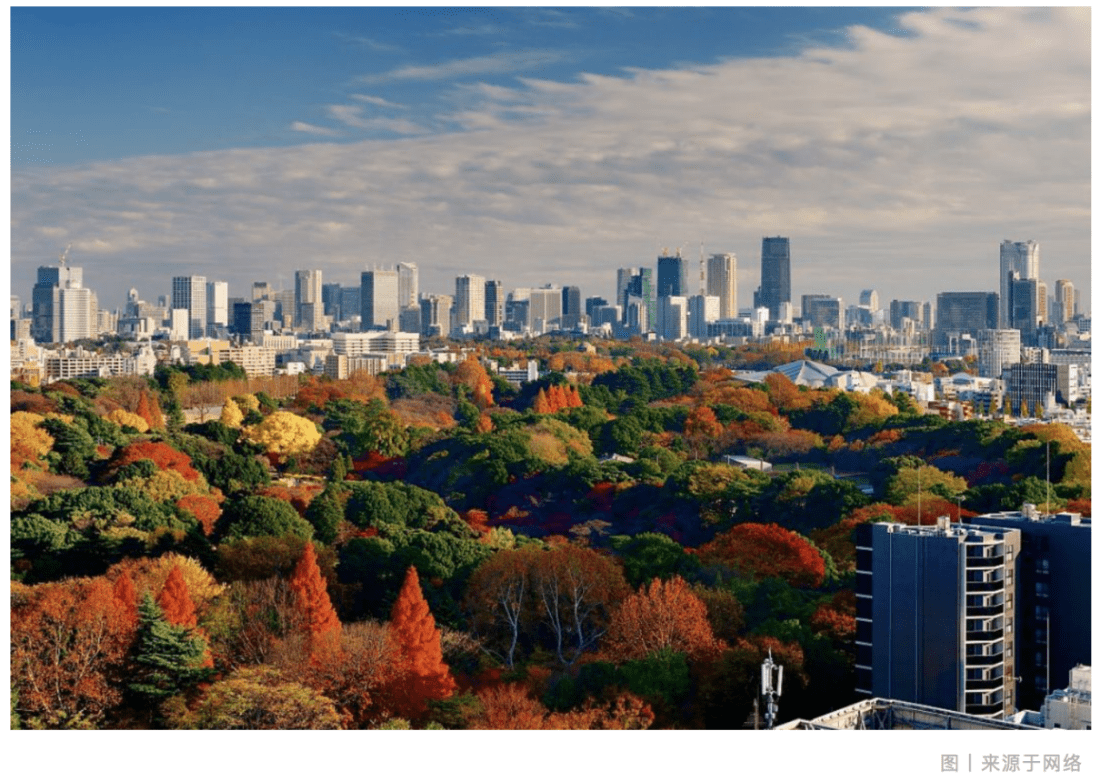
(304, 486), (344, 545)
(219, 495), (314, 541)
(885, 464), (968, 506)
(129, 593), (211, 705)
(169, 666), (342, 729)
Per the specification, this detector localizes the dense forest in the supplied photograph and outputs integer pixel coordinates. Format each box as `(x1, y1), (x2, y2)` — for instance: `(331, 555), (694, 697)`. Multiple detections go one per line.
(10, 337), (1091, 729)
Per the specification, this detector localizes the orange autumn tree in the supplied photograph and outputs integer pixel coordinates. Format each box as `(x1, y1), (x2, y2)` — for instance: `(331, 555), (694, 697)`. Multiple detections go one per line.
(388, 566), (456, 718)
(698, 522), (826, 589)
(158, 564), (214, 667)
(289, 542), (342, 655)
(158, 565), (198, 628)
(109, 441), (202, 482)
(135, 388), (165, 430)
(112, 572), (140, 629)
(453, 357), (495, 409)
(601, 576), (722, 663)
(11, 578), (135, 728)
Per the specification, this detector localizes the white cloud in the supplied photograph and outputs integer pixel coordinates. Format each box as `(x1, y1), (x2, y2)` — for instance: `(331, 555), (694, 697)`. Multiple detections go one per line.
(290, 121), (342, 137)
(11, 8), (1090, 311)
(359, 50), (567, 83)
(350, 94), (406, 108)
(325, 104), (426, 135)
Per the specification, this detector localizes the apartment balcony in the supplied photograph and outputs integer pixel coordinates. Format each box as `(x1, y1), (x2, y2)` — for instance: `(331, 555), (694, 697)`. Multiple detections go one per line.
(966, 603), (1005, 618)
(966, 579), (1005, 593)
(967, 629), (1006, 643)
(965, 652), (1004, 666)
(966, 555), (1005, 568)
(965, 677), (1005, 692)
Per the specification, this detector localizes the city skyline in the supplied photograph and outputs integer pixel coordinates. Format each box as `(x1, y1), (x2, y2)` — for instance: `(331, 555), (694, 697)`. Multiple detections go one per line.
(10, 7), (1090, 311)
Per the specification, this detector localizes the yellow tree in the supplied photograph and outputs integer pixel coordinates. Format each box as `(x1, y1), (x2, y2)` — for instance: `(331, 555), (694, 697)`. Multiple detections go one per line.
(106, 409), (150, 432)
(220, 397), (244, 428)
(245, 411), (322, 462)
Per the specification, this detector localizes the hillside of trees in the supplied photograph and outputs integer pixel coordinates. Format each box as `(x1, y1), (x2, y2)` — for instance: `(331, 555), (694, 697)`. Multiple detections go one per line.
(10, 339), (1090, 729)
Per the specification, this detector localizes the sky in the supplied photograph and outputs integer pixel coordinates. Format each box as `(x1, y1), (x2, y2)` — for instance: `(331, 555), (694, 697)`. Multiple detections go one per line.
(9, 6), (1091, 313)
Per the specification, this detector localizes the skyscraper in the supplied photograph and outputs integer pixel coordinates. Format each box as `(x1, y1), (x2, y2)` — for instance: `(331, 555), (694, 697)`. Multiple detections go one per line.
(859, 289), (879, 311)
(977, 329), (1022, 379)
(627, 268), (655, 332)
(32, 261), (82, 343)
(171, 276), (207, 339)
(706, 253), (737, 320)
(454, 275), (486, 330)
(657, 251), (687, 297)
(485, 280), (504, 327)
(294, 269), (323, 330)
(207, 280), (229, 335)
(999, 240), (1040, 328)
(755, 236), (791, 320)
(528, 285), (562, 334)
(397, 263), (419, 309)
(1054, 280), (1075, 324)
(361, 268), (399, 331)
(561, 285), (582, 329)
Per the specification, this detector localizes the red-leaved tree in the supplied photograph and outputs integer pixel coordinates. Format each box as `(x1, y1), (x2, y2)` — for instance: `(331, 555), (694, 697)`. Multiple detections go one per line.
(289, 542), (342, 657)
(388, 566), (456, 719)
(698, 523), (826, 589)
(601, 576), (723, 663)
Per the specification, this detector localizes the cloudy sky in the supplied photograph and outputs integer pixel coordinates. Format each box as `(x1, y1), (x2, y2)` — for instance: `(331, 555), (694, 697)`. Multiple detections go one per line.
(10, 6), (1091, 313)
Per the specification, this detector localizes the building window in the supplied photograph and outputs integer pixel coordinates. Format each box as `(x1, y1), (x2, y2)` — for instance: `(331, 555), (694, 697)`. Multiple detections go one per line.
(1036, 582), (1050, 598)
(1036, 557), (1050, 574)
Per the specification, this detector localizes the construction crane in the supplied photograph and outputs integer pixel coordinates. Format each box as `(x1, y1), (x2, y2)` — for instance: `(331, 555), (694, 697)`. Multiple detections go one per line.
(58, 243), (72, 266)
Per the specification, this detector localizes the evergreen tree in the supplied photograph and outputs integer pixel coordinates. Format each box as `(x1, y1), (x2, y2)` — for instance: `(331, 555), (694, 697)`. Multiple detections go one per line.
(129, 593), (211, 704)
(305, 487), (343, 544)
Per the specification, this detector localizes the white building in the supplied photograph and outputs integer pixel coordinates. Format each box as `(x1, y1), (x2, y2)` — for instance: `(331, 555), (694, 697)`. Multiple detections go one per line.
(999, 240), (1040, 328)
(171, 275), (207, 340)
(455, 275), (486, 330)
(978, 329), (1022, 379)
(361, 268), (400, 330)
(206, 280), (229, 334)
(1040, 666), (1091, 730)
(657, 295), (688, 340)
(706, 253), (737, 320)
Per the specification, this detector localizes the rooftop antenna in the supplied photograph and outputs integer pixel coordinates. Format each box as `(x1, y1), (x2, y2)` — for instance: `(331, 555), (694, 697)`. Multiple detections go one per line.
(761, 648), (784, 729)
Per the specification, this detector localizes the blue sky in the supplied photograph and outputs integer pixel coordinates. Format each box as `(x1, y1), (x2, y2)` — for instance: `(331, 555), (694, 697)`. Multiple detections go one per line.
(9, 6), (1090, 312)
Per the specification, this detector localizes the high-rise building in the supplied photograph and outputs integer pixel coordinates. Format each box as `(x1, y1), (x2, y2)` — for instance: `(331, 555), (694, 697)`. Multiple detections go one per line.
(706, 253), (737, 320)
(1000, 240), (1040, 328)
(627, 269), (655, 332)
(485, 280), (504, 327)
(1054, 280), (1075, 325)
(585, 296), (609, 322)
(687, 294), (720, 339)
(321, 282), (343, 321)
(561, 286), (582, 329)
(807, 297), (844, 331)
(454, 275), (486, 330)
(171, 276), (207, 339)
(963, 511), (1092, 711)
(361, 269), (400, 331)
(754, 236), (791, 321)
(977, 329), (1022, 379)
(57, 286), (95, 343)
(251, 281), (271, 302)
(340, 286), (361, 324)
(397, 263), (419, 309)
(616, 267), (637, 318)
(802, 294), (830, 322)
(656, 295), (688, 340)
(528, 285), (562, 334)
(934, 292), (999, 347)
(889, 300), (925, 330)
(206, 280), (229, 335)
(1010, 278), (1041, 341)
(856, 519), (1022, 719)
(419, 294), (453, 337)
(859, 289), (879, 311)
(32, 260), (84, 343)
(294, 269), (323, 330)
(657, 251), (687, 297)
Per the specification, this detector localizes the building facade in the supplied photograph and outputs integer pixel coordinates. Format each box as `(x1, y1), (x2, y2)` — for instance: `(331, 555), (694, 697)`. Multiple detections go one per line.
(361, 268), (400, 331)
(171, 275), (207, 340)
(755, 236), (791, 321)
(856, 520), (1021, 719)
(1000, 240), (1040, 329)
